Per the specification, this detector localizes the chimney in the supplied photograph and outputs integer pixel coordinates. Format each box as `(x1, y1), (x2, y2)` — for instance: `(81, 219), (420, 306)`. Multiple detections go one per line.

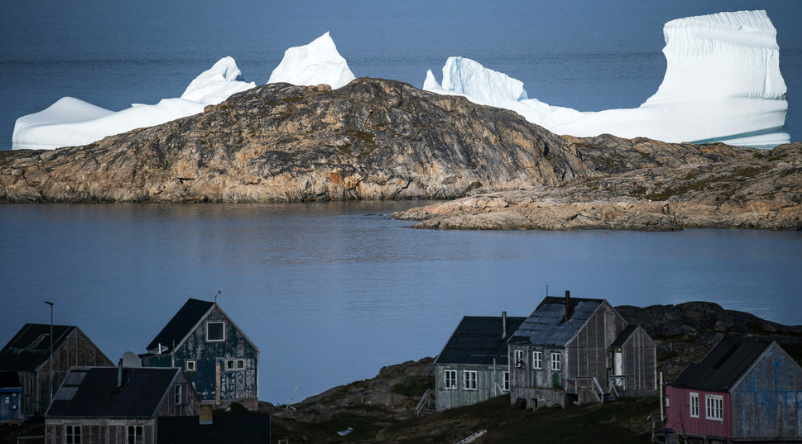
(117, 358), (124, 388)
(564, 290), (571, 320)
(501, 311), (507, 339)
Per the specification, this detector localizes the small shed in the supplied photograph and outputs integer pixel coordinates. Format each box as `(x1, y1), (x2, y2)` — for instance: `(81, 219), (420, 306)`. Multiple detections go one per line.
(0, 324), (112, 418)
(45, 365), (199, 444)
(664, 338), (802, 442)
(140, 299), (260, 410)
(434, 313), (526, 412)
(0, 371), (22, 424)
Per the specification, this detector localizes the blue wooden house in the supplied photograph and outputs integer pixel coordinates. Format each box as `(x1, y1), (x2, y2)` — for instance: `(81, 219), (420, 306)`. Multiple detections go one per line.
(140, 299), (260, 410)
(0, 371), (22, 424)
(664, 338), (802, 442)
(0, 324), (112, 419)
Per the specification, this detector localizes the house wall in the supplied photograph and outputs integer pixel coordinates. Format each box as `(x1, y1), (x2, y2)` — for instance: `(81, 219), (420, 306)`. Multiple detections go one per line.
(46, 418), (156, 444)
(158, 371), (201, 417)
(174, 307), (258, 410)
(0, 388), (21, 422)
(564, 303), (626, 394)
(508, 343), (567, 409)
(664, 386), (731, 438)
(616, 328), (657, 396)
(730, 345), (802, 440)
(435, 364), (509, 411)
(33, 330), (112, 417)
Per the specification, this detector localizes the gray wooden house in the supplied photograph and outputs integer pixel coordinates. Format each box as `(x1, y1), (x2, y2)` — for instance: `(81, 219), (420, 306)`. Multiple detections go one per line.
(140, 299), (259, 410)
(508, 292), (656, 409)
(433, 313), (526, 412)
(664, 338), (802, 443)
(0, 323), (112, 418)
(45, 364), (199, 444)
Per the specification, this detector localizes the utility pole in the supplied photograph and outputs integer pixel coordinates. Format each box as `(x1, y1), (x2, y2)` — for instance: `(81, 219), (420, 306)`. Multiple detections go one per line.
(44, 301), (54, 408)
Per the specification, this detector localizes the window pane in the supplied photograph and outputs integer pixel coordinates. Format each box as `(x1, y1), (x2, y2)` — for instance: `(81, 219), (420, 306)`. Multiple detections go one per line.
(207, 322), (224, 341)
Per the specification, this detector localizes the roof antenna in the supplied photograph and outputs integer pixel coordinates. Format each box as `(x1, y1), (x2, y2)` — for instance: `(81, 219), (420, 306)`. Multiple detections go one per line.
(215, 290), (221, 305)
(546, 284), (549, 298)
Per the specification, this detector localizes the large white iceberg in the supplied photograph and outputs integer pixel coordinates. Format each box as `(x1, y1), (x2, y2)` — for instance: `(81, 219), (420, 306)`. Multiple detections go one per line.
(425, 10), (790, 147)
(267, 32), (355, 90)
(12, 57), (255, 151)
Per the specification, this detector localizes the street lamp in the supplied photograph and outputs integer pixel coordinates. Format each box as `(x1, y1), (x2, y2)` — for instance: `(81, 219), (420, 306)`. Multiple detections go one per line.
(44, 301), (53, 407)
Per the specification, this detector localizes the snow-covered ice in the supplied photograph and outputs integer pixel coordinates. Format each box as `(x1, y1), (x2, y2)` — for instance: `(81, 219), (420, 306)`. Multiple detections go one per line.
(425, 10), (789, 148)
(12, 57), (255, 151)
(267, 32), (355, 90)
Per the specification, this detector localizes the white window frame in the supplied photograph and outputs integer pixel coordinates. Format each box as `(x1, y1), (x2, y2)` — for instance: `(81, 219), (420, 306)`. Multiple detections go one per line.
(127, 425), (143, 444)
(66, 425), (82, 444)
(464, 370), (477, 391)
(503, 371), (510, 391)
(226, 358), (246, 371)
(533, 351), (543, 369)
(444, 370), (457, 390)
(514, 349), (524, 368)
(689, 392), (699, 418)
(206, 321), (225, 342)
(185, 360), (197, 372)
(705, 394), (724, 421)
(175, 384), (183, 405)
(551, 352), (562, 371)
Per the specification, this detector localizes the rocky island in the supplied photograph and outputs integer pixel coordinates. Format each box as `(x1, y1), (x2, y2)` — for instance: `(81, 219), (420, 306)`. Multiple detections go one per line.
(1, 77), (800, 230)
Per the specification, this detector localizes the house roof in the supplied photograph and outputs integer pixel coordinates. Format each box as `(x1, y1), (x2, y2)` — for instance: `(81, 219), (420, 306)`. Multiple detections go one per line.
(0, 324), (77, 372)
(46, 367), (180, 418)
(146, 299), (214, 353)
(435, 316), (526, 365)
(509, 297), (607, 347)
(611, 325), (641, 348)
(0, 371), (21, 388)
(670, 338), (774, 392)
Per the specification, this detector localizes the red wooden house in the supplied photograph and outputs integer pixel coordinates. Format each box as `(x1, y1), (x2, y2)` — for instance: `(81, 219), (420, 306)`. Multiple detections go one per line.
(664, 338), (802, 443)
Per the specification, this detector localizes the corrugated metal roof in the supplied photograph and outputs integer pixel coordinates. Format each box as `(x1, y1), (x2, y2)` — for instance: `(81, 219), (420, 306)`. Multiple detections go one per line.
(435, 316), (526, 365)
(0, 324), (76, 372)
(670, 338), (773, 392)
(509, 297), (605, 347)
(146, 299), (214, 353)
(46, 367), (179, 418)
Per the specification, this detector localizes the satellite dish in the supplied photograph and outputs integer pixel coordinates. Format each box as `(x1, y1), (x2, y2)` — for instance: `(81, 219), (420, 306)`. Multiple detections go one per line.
(121, 351), (142, 368)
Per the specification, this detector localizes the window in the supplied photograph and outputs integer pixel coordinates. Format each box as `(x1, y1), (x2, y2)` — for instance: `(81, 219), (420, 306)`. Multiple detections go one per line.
(514, 350), (524, 368)
(127, 425), (143, 444)
(175, 384), (183, 405)
(226, 358), (245, 371)
(533, 351), (542, 369)
(551, 352), (561, 371)
(705, 394), (723, 421)
(444, 370), (457, 390)
(206, 322), (225, 342)
(665, 396), (670, 408)
(464, 371), (477, 390)
(185, 360), (197, 372)
(689, 392), (699, 418)
(503, 372), (510, 391)
(66, 425), (81, 444)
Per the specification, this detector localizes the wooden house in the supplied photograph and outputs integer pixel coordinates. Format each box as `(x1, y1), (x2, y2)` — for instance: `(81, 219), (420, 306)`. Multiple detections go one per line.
(45, 364), (199, 444)
(508, 292), (657, 409)
(140, 299), (260, 410)
(0, 324), (112, 418)
(664, 338), (802, 443)
(433, 313), (526, 412)
(0, 371), (22, 424)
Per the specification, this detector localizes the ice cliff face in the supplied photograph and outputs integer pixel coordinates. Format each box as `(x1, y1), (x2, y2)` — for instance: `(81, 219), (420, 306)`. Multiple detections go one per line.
(13, 33), (354, 151)
(267, 32), (355, 90)
(426, 10), (789, 148)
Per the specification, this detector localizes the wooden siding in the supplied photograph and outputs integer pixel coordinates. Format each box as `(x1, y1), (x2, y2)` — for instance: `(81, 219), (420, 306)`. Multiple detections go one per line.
(33, 329), (112, 417)
(730, 344), (802, 440)
(174, 307), (258, 409)
(435, 364), (508, 411)
(616, 328), (656, 394)
(46, 418), (155, 444)
(158, 371), (200, 417)
(664, 387), (731, 438)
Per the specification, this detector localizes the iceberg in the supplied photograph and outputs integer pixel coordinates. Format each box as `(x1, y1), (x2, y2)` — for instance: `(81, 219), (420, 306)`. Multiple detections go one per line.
(267, 32), (355, 90)
(425, 10), (790, 148)
(12, 57), (255, 151)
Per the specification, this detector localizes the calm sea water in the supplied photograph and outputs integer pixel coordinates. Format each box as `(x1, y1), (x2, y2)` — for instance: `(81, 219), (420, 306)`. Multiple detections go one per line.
(1, 0), (801, 150)
(1, 203), (801, 403)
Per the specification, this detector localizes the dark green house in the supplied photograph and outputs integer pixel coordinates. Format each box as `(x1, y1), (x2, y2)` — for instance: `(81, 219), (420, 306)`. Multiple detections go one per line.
(140, 299), (259, 410)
